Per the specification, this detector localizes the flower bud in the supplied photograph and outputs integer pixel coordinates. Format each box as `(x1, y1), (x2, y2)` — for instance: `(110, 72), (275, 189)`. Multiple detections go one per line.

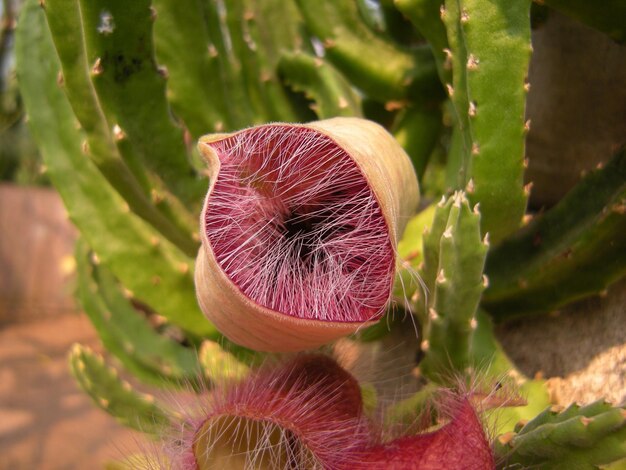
(195, 118), (419, 351)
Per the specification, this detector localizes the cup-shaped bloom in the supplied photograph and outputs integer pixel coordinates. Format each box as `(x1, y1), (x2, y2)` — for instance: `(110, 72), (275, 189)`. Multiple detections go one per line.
(357, 398), (495, 470)
(195, 118), (419, 351)
(178, 355), (372, 470)
(164, 355), (495, 470)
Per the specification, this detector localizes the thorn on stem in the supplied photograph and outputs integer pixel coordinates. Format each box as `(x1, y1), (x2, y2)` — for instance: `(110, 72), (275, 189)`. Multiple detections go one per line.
(91, 58), (103, 76)
(467, 54), (479, 70)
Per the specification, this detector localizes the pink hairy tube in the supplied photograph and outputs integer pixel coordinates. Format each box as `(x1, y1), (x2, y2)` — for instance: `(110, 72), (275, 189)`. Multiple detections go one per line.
(195, 118), (419, 351)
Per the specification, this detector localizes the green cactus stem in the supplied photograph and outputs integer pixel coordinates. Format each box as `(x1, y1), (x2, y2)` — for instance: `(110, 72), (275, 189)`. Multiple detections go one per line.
(69, 344), (171, 435)
(483, 147), (626, 320)
(471, 311), (551, 436)
(233, 0), (312, 123)
(393, 202), (436, 305)
(295, 0), (441, 103)
(278, 51), (362, 119)
(75, 238), (202, 387)
(392, 104), (442, 182)
(198, 341), (251, 383)
(44, 0), (197, 256)
(15, 0), (216, 337)
(151, 0), (231, 136)
(442, 0), (531, 243)
(418, 191), (488, 380)
(76, 0), (205, 207)
(537, 0), (626, 44)
(395, 0), (450, 84)
(357, 0), (421, 45)
(356, 0), (387, 34)
(386, 310), (550, 435)
(496, 400), (626, 469)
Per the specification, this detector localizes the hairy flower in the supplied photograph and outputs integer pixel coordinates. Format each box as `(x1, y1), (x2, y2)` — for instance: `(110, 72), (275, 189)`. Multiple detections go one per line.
(195, 118), (419, 351)
(357, 397), (495, 470)
(160, 355), (495, 470)
(170, 354), (372, 470)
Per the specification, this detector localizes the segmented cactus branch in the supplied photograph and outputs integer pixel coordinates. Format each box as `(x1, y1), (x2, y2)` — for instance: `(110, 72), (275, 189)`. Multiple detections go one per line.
(418, 191), (488, 380)
(296, 0), (441, 103)
(151, 0), (231, 135)
(278, 51), (362, 118)
(69, 344), (171, 435)
(395, 0), (451, 84)
(75, 238), (202, 387)
(496, 401), (626, 469)
(392, 105), (443, 182)
(44, 0), (198, 255)
(15, 1), (216, 336)
(483, 147), (626, 320)
(77, 0), (205, 206)
(442, 0), (531, 243)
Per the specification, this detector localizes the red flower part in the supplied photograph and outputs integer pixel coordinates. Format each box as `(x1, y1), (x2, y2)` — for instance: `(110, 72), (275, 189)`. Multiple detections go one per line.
(356, 398), (495, 470)
(175, 354), (373, 470)
(195, 118), (419, 351)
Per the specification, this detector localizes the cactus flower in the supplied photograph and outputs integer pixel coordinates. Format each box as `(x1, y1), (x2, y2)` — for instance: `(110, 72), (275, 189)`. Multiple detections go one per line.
(357, 398), (495, 469)
(195, 118), (419, 351)
(166, 354), (494, 470)
(173, 354), (372, 469)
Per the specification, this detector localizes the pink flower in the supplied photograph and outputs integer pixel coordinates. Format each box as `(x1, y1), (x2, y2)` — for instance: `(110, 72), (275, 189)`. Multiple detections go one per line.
(195, 118), (419, 351)
(172, 355), (373, 469)
(164, 355), (495, 470)
(357, 397), (495, 470)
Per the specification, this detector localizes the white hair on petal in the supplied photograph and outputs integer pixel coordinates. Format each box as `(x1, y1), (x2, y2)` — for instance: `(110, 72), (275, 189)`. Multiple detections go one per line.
(205, 125), (395, 322)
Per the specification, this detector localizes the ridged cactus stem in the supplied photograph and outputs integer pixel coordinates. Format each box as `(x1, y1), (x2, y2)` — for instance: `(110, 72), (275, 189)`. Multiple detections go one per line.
(16, 0), (216, 337)
(296, 0), (442, 103)
(77, 0), (205, 207)
(44, 0), (197, 255)
(419, 191), (488, 380)
(496, 400), (626, 468)
(69, 344), (171, 435)
(151, 0), (232, 136)
(442, 0), (531, 243)
(75, 238), (203, 387)
(392, 104), (442, 182)
(483, 147), (626, 319)
(395, 0), (451, 84)
(229, 0), (309, 124)
(278, 51), (362, 119)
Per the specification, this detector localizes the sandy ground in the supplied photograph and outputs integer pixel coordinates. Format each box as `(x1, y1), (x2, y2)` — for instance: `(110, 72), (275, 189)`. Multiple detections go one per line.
(0, 313), (142, 470)
(497, 278), (626, 406)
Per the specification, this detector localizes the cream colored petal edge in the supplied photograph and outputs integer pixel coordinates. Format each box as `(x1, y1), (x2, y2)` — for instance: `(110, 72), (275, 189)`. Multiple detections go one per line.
(195, 245), (375, 352)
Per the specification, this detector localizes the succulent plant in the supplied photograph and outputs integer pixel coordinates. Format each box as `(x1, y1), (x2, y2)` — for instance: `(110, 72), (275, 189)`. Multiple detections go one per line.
(14, 0), (626, 467)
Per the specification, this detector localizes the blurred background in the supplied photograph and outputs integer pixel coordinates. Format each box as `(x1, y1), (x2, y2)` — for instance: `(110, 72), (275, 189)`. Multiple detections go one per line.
(0, 1), (141, 467)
